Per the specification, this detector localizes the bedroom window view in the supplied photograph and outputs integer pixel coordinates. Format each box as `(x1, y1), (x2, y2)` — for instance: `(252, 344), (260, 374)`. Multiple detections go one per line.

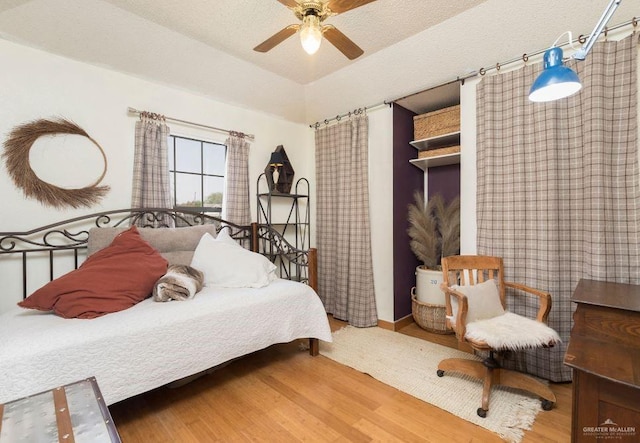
(168, 135), (226, 214)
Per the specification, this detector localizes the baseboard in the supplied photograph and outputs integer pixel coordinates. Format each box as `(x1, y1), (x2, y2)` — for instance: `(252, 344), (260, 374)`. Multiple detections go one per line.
(377, 314), (414, 331)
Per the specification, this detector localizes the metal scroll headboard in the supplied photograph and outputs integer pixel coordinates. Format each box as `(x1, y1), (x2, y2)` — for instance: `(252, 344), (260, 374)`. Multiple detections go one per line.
(0, 208), (315, 301)
(0, 208), (251, 300)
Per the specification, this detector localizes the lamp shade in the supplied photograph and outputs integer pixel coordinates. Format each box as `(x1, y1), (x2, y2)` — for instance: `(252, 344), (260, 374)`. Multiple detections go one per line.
(268, 151), (284, 166)
(529, 47), (582, 102)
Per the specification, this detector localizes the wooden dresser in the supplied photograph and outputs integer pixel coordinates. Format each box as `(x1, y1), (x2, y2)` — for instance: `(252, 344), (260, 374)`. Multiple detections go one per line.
(564, 279), (640, 442)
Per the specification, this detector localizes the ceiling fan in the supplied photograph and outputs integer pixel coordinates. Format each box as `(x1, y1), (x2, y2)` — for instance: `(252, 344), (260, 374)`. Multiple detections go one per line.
(254, 0), (377, 60)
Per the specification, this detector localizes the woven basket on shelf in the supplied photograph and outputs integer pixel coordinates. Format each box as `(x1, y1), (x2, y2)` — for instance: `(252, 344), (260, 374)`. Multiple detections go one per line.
(413, 105), (460, 140)
(411, 290), (452, 334)
(417, 145), (460, 159)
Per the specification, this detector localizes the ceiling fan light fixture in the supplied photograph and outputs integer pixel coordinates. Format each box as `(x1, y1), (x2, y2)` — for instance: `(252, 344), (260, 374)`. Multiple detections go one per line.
(300, 14), (322, 55)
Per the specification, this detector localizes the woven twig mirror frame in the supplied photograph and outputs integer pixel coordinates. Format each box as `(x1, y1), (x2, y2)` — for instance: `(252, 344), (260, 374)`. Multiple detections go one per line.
(2, 118), (110, 208)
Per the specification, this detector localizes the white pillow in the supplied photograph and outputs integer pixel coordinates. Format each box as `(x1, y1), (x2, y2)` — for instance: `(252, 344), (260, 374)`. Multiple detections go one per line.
(449, 279), (505, 324)
(190, 233), (277, 288)
(215, 227), (239, 246)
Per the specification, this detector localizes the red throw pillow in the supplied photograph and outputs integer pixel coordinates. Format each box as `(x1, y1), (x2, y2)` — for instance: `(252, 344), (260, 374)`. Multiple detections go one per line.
(18, 226), (168, 319)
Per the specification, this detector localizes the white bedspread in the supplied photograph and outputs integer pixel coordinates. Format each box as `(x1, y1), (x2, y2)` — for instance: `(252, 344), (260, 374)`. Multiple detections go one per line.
(0, 279), (332, 405)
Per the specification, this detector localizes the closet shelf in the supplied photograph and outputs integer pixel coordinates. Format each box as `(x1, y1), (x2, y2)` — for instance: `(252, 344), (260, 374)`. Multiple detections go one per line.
(410, 131), (460, 151)
(410, 152), (460, 170)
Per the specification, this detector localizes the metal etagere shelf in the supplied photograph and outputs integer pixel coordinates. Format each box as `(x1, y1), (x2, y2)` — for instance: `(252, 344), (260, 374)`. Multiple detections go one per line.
(256, 174), (310, 282)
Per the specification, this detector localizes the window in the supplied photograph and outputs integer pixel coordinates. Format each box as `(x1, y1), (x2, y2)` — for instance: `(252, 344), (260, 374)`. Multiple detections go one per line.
(168, 135), (226, 213)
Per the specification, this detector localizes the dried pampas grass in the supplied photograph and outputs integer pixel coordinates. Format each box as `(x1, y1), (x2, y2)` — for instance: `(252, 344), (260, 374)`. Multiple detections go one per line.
(407, 191), (439, 269)
(433, 195), (460, 258)
(407, 192), (461, 269)
(2, 118), (109, 208)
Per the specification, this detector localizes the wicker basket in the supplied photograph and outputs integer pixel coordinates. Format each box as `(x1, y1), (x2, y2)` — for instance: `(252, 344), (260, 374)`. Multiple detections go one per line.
(413, 105), (460, 140)
(417, 145), (460, 159)
(411, 290), (452, 334)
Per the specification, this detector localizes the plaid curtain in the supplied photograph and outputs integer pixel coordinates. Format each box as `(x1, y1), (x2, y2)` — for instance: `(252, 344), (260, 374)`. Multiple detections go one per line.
(315, 116), (378, 327)
(131, 113), (173, 227)
(476, 34), (639, 382)
(222, 133), (251, 226)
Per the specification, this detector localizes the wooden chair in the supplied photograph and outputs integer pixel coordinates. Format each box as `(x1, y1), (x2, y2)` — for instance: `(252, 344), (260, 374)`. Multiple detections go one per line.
(437, 255), (560, 418)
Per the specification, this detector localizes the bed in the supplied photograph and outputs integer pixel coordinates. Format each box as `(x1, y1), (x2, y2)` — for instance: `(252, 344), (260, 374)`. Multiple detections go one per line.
(0, 209), (332, 405)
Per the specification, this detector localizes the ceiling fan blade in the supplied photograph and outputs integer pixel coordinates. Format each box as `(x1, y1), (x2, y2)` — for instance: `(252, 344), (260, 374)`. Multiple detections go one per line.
(276, 0), (299, 8)
(327, 0), (376, 14)
(323, 26), (364, 60)
(254, 25), (299, 52)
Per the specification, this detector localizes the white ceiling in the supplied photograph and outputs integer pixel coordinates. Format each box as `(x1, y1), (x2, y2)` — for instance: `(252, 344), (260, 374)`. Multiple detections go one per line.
(0, 0), (638, 123)
(104, 0), (488, 85)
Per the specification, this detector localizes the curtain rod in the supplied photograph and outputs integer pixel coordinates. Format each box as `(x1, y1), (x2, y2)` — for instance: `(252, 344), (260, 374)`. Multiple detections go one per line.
(310, 17), (636, 126)
(309, 101), (392, 128)
(456, 16), (637, 84)
(127, 107), (255, 141)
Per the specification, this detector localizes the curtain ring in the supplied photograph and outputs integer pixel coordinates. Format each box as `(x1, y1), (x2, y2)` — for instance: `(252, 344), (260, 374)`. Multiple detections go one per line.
(314, 122), (319, 130)
(495, 63), (501, 72)
(522, 53), (529, 63)
(633, 17), (638, 28)
(604, 27), (608, 40)
(336, 115), (341, 121)
(479, 67), (486, 76)
(578, 34), (586, 44)
(324, 119), (329, 126)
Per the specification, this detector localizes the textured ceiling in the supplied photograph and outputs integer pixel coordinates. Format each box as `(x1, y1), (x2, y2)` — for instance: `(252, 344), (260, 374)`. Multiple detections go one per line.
(100, 0), (487, 84)
(0, 0), (637, 123)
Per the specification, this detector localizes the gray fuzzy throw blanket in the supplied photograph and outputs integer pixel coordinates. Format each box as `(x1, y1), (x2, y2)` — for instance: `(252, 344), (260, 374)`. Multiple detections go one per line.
(153, 265), (204, 302)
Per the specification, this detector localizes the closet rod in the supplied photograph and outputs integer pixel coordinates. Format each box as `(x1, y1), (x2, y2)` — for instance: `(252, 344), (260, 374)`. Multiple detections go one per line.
(127, 107), (255, 141)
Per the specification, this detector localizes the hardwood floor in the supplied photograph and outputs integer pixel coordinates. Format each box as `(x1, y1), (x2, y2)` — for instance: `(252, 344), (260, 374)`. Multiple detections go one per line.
(109, 317), (572, 442)
(397, 322), (572, 442)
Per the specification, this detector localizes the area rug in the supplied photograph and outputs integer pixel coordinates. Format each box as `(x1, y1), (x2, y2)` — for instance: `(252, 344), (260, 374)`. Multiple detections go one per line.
(319, 326), (542, 443)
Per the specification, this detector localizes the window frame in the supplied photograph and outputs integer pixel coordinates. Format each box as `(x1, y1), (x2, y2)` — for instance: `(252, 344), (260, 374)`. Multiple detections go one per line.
(168, 134), (227, 214)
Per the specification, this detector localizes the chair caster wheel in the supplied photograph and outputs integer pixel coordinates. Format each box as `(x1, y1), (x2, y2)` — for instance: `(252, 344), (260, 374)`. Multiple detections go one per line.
(436, 369), (444, 377)
(477, 408), (487, 418)
(541, 399), (554, 411)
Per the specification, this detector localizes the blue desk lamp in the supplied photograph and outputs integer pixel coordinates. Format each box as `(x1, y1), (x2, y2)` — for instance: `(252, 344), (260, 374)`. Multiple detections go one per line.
(529, 0), (622, 102)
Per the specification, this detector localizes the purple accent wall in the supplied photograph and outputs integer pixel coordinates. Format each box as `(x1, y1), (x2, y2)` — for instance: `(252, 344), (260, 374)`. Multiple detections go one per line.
(392, 105), (423, 321)
(427, 164), (461, 204)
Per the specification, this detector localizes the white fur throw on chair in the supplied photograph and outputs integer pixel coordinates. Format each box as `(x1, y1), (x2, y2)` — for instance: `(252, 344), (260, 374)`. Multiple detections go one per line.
(464, 312), (561, 350)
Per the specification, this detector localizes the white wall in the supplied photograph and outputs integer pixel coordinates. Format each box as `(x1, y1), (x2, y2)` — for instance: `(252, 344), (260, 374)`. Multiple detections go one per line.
(0, 38), (397, 322)
(367, 107), (394, 323)
(0, 39), (313, 313)
(460, 77), (479, 255)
